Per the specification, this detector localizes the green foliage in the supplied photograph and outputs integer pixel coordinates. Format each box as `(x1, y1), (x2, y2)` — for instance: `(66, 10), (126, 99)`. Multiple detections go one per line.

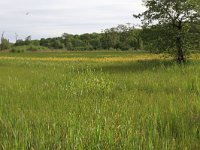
(141, 24), (177, 53)
(140, 23), (200, 56)
(101, 25), (143, 51)
(135, 0), (200, 62)
(0, 38), (10, 50)
(15, 38), (41, 47)
(11, 24), (199, 53)
(15, 39), (25, 46)
(24, 35), (32, 45)
(189, 0), (200, 10)
(37, 24), (143, 51)
(11, 45), (48, 53)
(11, 46), (26, 53)
(138, 0), (199, 25)
(52, 40), (65, 49)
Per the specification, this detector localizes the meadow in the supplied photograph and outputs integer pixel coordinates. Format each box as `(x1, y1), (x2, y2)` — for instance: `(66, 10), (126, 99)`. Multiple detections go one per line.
(0, 51), (200, 149)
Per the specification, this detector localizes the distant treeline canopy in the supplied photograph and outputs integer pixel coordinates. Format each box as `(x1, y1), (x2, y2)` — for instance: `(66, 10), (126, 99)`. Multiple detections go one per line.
(1, 23), (200, 52)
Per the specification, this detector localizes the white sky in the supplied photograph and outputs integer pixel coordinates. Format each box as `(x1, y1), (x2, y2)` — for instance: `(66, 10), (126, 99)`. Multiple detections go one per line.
(0, 0), (145, 42)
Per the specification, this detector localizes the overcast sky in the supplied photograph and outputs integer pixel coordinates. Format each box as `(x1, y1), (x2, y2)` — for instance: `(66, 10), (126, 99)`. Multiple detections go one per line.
(0, 0), (145, 42)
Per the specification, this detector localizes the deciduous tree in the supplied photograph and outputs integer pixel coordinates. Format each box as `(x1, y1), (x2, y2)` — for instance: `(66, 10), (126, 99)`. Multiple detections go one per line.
(135, 0), (200, 63)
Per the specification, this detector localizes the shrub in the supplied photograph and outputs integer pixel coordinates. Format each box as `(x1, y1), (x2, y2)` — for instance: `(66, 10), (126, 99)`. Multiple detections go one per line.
(0, 38), (10, 50)
(11, 45), (48, 53)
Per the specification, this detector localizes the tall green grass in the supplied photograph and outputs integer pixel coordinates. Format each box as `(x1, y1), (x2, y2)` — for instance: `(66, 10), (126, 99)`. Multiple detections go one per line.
(0, 53), (200, 149)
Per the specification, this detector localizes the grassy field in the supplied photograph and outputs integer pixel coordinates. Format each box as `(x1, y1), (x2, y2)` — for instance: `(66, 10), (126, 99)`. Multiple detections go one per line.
(0, 51), (200, 149)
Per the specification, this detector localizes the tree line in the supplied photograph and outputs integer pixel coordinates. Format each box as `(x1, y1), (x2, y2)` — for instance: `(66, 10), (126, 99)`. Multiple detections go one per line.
(12, 24), (143, 51)
(1, 22), (199, 53)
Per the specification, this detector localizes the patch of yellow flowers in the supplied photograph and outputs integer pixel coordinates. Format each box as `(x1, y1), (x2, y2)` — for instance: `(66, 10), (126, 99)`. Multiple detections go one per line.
(0, 54), (199, 62)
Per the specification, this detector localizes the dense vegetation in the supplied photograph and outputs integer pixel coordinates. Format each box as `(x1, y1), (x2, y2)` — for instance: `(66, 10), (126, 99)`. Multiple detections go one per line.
(0, 25), (144, 52)
(0, 23), (199, 53)
(0, 51), (200, 149)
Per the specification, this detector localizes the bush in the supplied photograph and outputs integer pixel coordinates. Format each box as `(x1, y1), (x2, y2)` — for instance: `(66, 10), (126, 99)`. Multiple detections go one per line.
(11, 45), (48, 53)
(75, 45), (94, 51)
(27, 45), (48, 51)
(0, 38), (10, 50)
(11, 46), (26, 53)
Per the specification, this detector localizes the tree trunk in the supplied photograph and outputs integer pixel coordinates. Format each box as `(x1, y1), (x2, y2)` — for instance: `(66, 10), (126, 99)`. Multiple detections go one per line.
(176, 36), (185, 64)
(175, 21), (185, 64)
